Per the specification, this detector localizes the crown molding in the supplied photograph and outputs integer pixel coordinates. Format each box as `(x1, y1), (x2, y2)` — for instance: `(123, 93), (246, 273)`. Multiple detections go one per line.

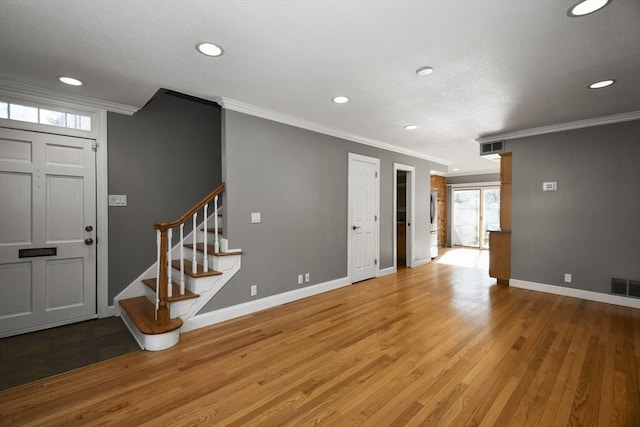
(217, 96), (452, 167)
(477, 111), (640, 144)
(0, 79), (139, 116)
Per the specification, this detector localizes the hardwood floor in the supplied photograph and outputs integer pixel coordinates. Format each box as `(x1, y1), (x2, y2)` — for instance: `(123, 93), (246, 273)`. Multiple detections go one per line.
(1, 254), (639, 426)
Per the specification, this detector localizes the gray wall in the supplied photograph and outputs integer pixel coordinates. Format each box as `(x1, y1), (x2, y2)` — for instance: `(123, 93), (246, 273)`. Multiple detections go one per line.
(201, 110), (445, 311)
(107, 91), (222, 302)
(508, 119), (640, 293)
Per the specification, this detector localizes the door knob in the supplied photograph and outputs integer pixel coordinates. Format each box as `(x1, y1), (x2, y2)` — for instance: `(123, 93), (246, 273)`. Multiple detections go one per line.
(352, 225), (361, 230)
(85, 225), (93, 232)
(84, 238), (94, 245)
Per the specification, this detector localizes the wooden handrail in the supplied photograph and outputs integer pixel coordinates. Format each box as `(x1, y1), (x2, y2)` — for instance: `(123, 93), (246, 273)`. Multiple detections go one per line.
(154, 182), (225, 230)
(153, 182), (225, 326)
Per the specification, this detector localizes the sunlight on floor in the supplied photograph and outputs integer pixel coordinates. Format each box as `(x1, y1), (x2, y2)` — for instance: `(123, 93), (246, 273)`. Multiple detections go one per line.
(437, 247), (489, 270)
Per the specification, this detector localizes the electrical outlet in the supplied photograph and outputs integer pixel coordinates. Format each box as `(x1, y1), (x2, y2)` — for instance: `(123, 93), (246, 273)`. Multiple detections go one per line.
(250, 285), (257, 296)
(305, 273), (310, 283)
(297, 274), (303, 285)
(564, 273), (572, 283)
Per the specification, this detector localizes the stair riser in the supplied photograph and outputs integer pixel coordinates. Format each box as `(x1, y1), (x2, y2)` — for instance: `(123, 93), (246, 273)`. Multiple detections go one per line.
(184, 247), (236, 272)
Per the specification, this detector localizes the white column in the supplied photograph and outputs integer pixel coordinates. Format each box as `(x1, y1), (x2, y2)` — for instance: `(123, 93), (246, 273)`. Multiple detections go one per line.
(214, 195), (220, 253)
(179, 223), (185, 295)
(192, 213), (197, 274)
(167, 228), (173, 298)
(203, 203), (209, 272)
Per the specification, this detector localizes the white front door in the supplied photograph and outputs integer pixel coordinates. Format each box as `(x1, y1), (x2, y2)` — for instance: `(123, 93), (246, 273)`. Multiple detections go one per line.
(349, 153), (379, 283)
(0, 128), (97, 337)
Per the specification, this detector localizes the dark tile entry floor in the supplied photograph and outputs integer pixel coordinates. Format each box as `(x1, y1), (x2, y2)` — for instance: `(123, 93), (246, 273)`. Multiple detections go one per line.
(0, 317), (140, 391)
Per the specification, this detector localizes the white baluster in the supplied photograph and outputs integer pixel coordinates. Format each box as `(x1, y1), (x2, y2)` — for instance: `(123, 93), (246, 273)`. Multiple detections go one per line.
(179, 223), (185, 295)
(192, 213), (197, 274)
(214, 195), (220, 253)
(155, 229), (160, 320)
(167, 228), (173, 298)
(203, 203), (209, 273)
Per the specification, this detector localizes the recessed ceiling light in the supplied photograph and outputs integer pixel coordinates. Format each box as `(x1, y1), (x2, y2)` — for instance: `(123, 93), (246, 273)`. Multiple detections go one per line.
(453, 168), (460, 171)
(59, 76), (83, 86)
(404, 124), (419, 130)
(196, 42), (224, 57)
(589, 79), (616, 89)
(332, 96), (349, 104)
(415, 66), (434, 76)
(568, 0), (610, 17)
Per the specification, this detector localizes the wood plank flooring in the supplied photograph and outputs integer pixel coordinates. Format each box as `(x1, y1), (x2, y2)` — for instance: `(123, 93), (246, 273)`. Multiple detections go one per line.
(1, 254), (639, 426)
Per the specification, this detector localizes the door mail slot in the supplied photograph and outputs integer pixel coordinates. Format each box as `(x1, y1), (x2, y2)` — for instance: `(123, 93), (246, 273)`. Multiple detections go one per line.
(19, 247), (57, 258)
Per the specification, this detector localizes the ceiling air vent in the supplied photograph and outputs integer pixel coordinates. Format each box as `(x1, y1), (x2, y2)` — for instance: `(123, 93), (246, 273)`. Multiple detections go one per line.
(480, 141), (505, 158)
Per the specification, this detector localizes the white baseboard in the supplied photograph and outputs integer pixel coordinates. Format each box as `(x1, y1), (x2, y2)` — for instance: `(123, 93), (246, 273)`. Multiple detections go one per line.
(182, 276), (351, 333)
(98, 305), (116, 318)
(510, 279), (640, 309)
(412, 258), (431, 268)
(377, 266), (396, 277)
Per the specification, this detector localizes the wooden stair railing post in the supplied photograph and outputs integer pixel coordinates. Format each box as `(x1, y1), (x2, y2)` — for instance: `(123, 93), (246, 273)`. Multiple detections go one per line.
(156, 226), (170, 325)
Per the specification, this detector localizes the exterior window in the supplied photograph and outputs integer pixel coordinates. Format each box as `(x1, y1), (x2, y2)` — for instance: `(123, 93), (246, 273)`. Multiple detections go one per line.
(0, 100), (91, 131)
(9, 103), (38, 123)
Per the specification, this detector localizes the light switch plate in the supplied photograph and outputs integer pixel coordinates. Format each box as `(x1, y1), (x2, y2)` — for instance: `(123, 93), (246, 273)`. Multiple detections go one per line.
(251, 212), (261, 223)
(108, 195), (127, 206)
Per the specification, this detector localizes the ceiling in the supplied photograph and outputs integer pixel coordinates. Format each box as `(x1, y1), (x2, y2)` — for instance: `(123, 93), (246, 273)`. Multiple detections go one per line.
(1, 0), (638, 175)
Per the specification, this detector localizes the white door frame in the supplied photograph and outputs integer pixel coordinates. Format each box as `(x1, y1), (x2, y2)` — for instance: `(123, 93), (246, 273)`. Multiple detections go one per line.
(348, 153), (380, 283)
(393, 163), (416, 268)
(0, 81), (138, 319)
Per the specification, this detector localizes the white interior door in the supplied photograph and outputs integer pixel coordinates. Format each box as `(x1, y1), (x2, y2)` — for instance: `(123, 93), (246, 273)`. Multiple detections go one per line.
(349, 153), (379, 283)
(0, 127), (97, 337)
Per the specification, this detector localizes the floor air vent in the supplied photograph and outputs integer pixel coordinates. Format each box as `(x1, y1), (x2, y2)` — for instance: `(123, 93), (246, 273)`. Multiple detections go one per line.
(611, 277), (640, 299)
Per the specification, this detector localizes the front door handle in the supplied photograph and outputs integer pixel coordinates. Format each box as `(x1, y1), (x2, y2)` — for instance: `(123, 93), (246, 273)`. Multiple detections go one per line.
(84, 238), (94, 246)
(352, 225), (361, 230)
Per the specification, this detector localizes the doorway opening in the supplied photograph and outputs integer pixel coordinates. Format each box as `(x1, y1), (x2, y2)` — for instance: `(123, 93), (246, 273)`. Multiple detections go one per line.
(393, 163), (415, 269)
(396, 171), (407, 266)
(452, 187), (500, 249)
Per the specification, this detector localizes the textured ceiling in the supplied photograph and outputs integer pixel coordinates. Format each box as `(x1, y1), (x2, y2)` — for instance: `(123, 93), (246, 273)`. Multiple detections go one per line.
(1, 0), (639, 174)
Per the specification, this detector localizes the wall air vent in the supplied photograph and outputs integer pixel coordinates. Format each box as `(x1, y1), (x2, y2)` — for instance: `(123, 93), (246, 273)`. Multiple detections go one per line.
(610, 277), (640, 298)
(628, 280), (640, 298)
(611, 277), (627, 295)
(480, 141), (505, 158)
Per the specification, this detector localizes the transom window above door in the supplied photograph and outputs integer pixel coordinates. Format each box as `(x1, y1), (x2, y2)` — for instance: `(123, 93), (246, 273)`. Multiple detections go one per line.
(0, 100), (91, 131)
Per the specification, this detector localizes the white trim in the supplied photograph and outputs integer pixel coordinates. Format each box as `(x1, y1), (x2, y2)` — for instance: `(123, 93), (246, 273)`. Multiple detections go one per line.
(447, 181), (501, 188)
(182, 276), (351, 333)
(377, 266), (396, 277)
(412, 258), (431, 267)
(0, 87), (112, 321)
(218, 96), (451, 167)
(0, 79), (138, 116)
(348, 153), (381, 282)
(393, 163), (416, 269)
(95, 109), (111, 318)
(510, 279), (640, 309)
(477, 111), (640, 144)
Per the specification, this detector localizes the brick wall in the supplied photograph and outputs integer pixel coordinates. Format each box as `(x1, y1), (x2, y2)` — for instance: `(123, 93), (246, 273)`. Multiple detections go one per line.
(430, 175), (447, 248)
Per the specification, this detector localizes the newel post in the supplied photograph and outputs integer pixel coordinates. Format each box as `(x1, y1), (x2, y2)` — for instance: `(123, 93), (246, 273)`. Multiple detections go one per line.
(156, 225), (170, 325)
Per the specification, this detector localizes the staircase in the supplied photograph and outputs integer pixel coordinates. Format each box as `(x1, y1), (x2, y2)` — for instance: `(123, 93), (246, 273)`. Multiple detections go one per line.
(115, 183), (242, 351)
